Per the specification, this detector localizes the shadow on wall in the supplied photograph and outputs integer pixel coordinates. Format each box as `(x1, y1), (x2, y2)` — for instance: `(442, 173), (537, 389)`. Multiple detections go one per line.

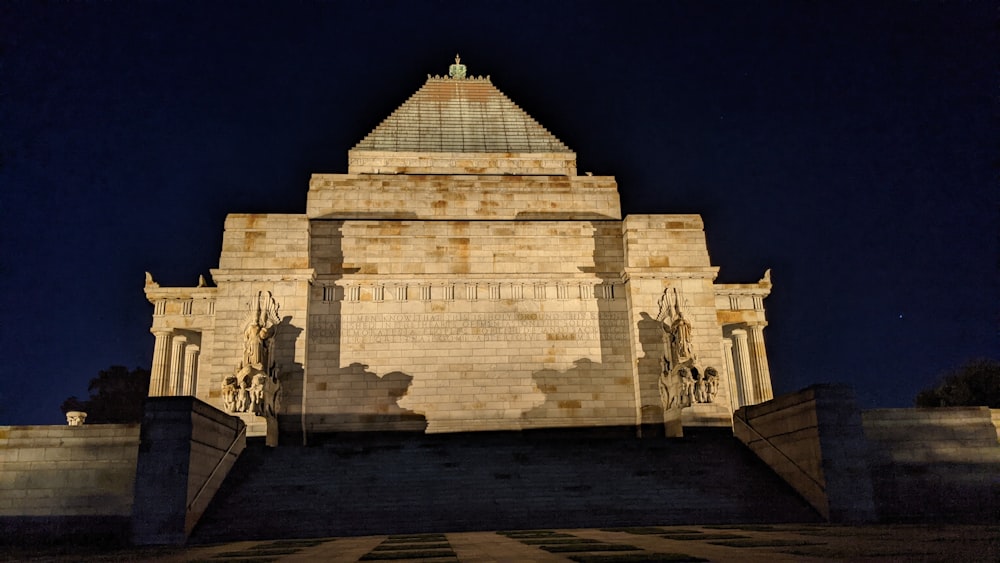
(301, 362), (427, 433)
(522, 220), (635, 429)
(524, 358), (612, 424)
(274, 316), (304, 416)
(637, 312), (666, 424)
(302, 221), (427, 437)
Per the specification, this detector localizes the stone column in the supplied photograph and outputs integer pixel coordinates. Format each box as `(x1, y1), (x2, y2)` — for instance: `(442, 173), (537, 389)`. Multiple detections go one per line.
(722, 338), (737, 411)
(730, 328), (754, 407)
(182, 344), (200, 396)
(168, 335), (187, 396)
(150, 330), (173, 397)
(748, 324), (773, 403)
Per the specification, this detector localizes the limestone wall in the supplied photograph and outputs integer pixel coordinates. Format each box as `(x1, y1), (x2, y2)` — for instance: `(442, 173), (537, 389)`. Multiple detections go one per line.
(311, 219), (624, 277)
(209, 213), (313, 429)
(216, 213), (311, 271)
(145, 197), (774, 439)
(307, 174), (621, 220)
(307, 219), (633, 433)
(621, 215), (733, 429)
(346, 151), (578, 176)
(0, 424), (140, 542)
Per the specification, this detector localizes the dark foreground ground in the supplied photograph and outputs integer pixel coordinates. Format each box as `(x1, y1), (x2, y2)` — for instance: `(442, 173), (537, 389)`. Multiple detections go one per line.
(5, 523), (998, 562)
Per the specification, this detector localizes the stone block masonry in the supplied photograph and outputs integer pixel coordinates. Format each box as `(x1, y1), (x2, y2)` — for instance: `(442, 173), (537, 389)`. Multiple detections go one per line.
(308, 174), (621, 220)
(143, 61), (778, 439)
(0, 424), (140, 543)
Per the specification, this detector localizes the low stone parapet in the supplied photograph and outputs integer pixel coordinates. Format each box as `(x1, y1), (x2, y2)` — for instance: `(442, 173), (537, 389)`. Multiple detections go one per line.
(0, 423), (140, 544)
(862, 407), (1000, 522)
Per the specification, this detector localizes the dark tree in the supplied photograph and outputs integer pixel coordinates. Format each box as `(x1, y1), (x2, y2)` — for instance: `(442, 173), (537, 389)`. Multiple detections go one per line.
(60, 365), (151, 423)
(915, 358), (1000, 408)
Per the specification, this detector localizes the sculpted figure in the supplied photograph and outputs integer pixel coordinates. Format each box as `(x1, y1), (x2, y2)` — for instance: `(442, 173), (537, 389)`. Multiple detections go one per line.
(222, 374), (239, 412)
(670, 313), (694, 362)
(704, 367), (719, 403)
(229, 291), (283, 420)
(693, 370), (707, 403)
(249, 372), (267, 416)
(659, 357), (695, 411)
(243, 321), (272, 370)
(656, 287), (700, 412)
(677, 368), (694, 407)
(657, 287), (694, 366)
(240, 291), (280, 372)
(236, 369), (252, 413)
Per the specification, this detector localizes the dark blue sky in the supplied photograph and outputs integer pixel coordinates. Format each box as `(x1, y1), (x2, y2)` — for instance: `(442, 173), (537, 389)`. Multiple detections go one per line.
(2, 1), (996, 424)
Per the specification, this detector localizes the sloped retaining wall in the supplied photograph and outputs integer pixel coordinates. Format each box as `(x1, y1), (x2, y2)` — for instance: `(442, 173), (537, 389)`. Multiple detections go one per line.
(736, 386), (1000, 523)
(131, 396), (245, 546)
(733, 384), (876, 522)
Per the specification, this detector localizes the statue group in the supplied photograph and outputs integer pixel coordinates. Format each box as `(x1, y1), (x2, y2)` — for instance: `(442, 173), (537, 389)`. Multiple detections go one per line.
(223, 291), (282, 418)
(656, 287), (719, 415)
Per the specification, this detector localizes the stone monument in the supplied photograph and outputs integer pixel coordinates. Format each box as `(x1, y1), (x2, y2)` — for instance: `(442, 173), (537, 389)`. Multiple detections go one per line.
(144, 57), (775, 440)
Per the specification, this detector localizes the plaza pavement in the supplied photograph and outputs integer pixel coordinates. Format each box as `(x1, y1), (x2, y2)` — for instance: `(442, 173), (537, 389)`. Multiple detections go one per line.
(4, 523), (998, 562)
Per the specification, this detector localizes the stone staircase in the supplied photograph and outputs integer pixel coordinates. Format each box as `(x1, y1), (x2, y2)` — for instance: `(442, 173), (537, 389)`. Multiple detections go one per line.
(190, 427), (821, 543)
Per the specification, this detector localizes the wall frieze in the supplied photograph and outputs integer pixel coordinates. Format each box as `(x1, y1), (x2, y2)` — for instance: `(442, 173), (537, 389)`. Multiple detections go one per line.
(209, 269), (316, 283)
(318, 279), (625, 303)
(621, 268), (720, 281)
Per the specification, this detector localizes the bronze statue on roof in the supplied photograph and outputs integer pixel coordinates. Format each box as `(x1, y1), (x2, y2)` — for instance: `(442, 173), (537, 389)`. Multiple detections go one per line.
(448, 53), (466, 79)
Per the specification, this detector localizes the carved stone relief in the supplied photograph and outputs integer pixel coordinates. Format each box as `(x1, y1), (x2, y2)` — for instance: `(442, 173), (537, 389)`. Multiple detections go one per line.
(223, 291), (283, 419)
(655, 288), (719, 423)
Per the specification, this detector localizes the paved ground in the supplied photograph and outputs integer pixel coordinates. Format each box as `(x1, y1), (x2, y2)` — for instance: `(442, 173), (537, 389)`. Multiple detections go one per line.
(5, 524), (998, 562)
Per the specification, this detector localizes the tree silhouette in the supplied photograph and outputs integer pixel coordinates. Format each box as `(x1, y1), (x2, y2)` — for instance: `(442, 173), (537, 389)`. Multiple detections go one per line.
(915, 358), (1000, 408)
(60, 365), (150, 423)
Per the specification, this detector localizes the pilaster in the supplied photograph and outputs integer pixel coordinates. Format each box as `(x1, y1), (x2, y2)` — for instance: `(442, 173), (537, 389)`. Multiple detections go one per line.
(748, 324), (773, 403)
(722, 338), (737, 411)
(150, 331), (173, 397)
(730, 328), (753, 407)
(168, 335), (187, 396)
(182, 344), (200, 396)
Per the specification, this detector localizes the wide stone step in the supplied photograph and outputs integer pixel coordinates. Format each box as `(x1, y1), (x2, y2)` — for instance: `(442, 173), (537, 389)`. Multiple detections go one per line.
(190, 427), (821, 543)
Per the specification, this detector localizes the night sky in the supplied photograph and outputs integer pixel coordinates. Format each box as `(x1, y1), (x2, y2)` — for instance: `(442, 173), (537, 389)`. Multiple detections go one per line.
(2, 1), (996, 425)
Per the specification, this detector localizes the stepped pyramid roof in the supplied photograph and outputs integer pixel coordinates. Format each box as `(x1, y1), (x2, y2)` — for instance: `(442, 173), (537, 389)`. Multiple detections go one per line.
(348, 56), (577, 176)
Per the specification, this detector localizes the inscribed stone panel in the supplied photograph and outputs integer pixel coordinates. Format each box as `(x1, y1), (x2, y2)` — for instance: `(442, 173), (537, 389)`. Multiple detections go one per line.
(306, 294), (634, 433)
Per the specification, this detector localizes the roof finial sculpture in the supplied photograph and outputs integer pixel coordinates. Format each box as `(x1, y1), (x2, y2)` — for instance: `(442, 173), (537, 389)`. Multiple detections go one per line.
(448, 53), (466, 80)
